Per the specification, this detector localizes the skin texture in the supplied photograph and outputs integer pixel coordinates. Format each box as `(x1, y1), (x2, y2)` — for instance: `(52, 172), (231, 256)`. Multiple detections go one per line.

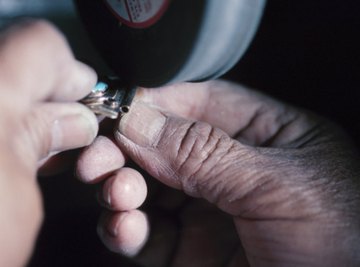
(0, 20), (98, 267)
(1, 18), (360, 267)
(77, 81), (360, 266)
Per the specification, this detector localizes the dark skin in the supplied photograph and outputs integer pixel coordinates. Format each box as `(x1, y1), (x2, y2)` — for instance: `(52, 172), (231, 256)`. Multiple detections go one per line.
(1, 19), (359, 267)
(77, 81), (360, 266)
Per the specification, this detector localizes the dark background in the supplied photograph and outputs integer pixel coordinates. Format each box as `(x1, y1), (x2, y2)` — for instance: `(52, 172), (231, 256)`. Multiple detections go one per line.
(27, 0), (360, 266)
(226, 0), (360, 143)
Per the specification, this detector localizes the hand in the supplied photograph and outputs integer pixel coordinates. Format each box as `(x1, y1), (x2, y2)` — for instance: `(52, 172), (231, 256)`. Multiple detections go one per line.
(77, 81), (360, 266)
(0, 20), (98, 267)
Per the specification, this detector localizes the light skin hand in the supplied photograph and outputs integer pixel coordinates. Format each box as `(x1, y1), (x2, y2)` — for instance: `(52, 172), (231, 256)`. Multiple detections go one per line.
(77, 82), (360, 265)
(0, 20), (98, 267)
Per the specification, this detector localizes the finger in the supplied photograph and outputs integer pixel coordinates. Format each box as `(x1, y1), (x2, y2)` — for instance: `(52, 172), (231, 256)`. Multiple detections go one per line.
(97, 210), (149, 256)
(113, 101), (321, 218)
(0, 19), (96, 107)
(19, 102), (98, 164)
(114, 102), (251, 212)
(76, 136), (126, 184)
(100, 167), (147, 211)
(136, 81), (308, 145)
(51, 60), (97, 102)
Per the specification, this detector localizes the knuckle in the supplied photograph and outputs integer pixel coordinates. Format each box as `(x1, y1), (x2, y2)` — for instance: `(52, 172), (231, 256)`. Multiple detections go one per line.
(21, 19), (56, 35)
(5, 19), (63, 48)
(21, 19), (63, 44)
(15, 19), (71, 62)
(0, 19), (72, 86)
(173, 121), (233, 195)
(0, 20), (76, 105)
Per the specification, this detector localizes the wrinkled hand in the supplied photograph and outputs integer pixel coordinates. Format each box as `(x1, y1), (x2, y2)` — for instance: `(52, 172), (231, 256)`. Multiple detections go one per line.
(0, 20), (98, 267)
(77, 81), (360, 266)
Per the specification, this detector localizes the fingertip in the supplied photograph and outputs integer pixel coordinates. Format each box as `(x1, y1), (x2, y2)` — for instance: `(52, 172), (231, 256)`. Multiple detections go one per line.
(76, 136), (126, 183)
(75, 61), (98, 91)
(101, 167), (147, 211)
(97, 210), (149, 256)
(26, 103), (99, 159)
(51, 61), (98, 101)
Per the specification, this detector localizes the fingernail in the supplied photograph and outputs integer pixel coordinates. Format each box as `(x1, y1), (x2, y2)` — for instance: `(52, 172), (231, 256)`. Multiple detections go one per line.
(51, 112), (98, 151)
(118, 102), (166, 147)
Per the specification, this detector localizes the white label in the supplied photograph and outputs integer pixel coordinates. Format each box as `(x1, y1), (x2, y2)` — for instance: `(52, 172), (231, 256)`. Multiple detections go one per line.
(105, 0), (169, 28)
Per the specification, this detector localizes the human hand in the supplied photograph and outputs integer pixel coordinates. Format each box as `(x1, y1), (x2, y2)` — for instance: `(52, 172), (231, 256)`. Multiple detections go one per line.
(0, 20), (98, 267)
(77, 81), (360, 266)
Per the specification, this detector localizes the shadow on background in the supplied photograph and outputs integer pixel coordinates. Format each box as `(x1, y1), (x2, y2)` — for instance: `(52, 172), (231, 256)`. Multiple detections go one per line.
(226, 0), (360, 144)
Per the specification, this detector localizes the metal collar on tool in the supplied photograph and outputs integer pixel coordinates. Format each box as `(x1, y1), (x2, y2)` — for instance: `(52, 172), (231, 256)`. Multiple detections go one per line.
(81, 77), (137, 119)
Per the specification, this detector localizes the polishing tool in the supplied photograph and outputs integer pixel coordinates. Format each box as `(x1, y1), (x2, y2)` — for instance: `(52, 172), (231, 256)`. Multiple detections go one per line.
(77, 0), (266, 117)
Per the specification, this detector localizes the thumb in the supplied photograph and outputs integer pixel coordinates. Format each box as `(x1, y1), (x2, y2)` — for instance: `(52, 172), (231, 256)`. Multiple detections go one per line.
(18, 102), (98, 168)
(115, 101), (264, 214)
